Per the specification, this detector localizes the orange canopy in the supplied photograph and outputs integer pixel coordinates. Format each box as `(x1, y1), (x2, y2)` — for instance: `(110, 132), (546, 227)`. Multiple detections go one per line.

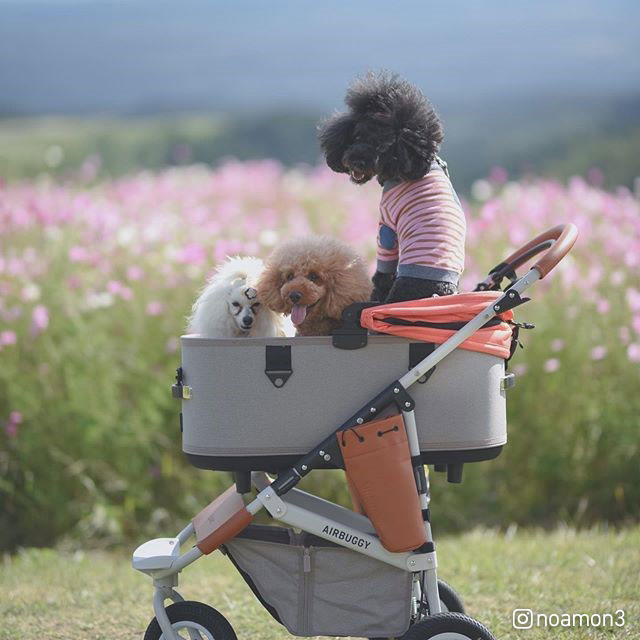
(360, 292), (515, 359)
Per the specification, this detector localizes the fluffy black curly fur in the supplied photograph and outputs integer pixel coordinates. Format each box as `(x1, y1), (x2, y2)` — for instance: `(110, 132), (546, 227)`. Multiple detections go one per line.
(318, 71), (443, 185)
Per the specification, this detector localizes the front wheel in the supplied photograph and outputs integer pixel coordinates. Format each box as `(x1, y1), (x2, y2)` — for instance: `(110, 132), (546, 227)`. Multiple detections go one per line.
(143, 601), (237, 640)
(402, 612), (495, 640)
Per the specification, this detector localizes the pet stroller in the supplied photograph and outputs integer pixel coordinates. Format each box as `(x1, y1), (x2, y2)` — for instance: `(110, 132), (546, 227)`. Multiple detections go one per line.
(133, 225), (577, 640)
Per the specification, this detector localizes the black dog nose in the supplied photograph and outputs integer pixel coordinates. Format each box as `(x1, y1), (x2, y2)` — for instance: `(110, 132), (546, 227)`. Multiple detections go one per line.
(289, 291), (302, 304)
(350, 159), (365, 171)
(242, 316), (254, 326)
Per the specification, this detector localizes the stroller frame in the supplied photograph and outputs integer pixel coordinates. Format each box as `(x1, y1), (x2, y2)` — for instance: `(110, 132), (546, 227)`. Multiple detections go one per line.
(133, 224), (577, 640)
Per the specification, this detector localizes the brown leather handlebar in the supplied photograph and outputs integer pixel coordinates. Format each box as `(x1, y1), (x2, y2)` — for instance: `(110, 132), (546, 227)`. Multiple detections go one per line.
(504, 223), (578, 279)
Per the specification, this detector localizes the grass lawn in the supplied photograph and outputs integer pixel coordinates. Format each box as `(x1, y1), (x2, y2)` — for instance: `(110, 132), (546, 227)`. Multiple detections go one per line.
(1, 526), (638, 639)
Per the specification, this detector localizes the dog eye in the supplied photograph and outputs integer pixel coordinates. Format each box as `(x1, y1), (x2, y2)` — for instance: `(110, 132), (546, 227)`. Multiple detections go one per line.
(251, 303), (260, 311)
(232, 302), (241, 308)
(285, 273), (294, 281)
(307, 272), (320, 282)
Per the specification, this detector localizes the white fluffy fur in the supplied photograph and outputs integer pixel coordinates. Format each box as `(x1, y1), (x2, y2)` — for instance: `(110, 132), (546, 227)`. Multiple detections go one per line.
(187, 256), (289, 338)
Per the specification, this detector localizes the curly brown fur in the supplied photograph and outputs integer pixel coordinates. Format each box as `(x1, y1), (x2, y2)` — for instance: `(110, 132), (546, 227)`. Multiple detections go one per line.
(317, 71), (443, 185)
(256, 237), (372, 336)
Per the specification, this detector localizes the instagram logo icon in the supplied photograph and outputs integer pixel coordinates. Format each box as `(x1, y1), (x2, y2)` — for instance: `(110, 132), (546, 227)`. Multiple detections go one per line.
(513, 609), (534, 629)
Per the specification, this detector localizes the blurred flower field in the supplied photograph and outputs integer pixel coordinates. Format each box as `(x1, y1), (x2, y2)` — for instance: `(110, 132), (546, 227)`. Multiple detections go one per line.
(1, 161), (639, 550)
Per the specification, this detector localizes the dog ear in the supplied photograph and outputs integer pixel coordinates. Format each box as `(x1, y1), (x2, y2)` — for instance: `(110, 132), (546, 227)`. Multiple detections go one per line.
(317, 112), (355, 174)
(322, 256), (372, 320)
(256, 262), (288, 313)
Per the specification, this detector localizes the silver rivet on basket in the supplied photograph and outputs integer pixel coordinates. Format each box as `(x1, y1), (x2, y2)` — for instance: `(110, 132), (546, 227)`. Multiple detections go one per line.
(409, 559), (416, 567)
(404, 401), (411, 408)
(393, 387), (400, 393)
(370, 407), (376, 413)
(274, 378), (283, 387)
(493, 304), (500, 311)
(319, 450), (325, 456)
(356, 417), (364, 424)
(323, 454), (331, 461)
(301, 464), (307, 471)
(508, 291), (515, 298)
(276, 507), (282, 514)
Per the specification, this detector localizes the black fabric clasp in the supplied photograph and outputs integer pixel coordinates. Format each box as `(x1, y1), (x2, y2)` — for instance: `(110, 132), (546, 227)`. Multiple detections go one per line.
(332, 302), (379, 350)
(265, 345), (293, 388)
(171, 366), (185, 398)
(409, 343), (437, 384)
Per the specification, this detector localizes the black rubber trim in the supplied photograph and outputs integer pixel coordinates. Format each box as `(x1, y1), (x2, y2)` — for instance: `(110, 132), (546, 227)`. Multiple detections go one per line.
(422, 508), (430, 522)
(411, 455), (423, 467)
(234, 524), (339, 548)
(185, 445), (503, 473)
(384, 316), (503, 330)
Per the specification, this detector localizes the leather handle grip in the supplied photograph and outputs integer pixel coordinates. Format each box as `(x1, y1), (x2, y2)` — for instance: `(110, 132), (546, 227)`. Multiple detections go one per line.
(504, 224), (578, 279)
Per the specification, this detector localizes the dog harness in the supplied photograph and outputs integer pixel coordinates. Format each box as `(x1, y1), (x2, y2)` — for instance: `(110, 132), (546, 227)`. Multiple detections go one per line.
(376, 161), (466, 284)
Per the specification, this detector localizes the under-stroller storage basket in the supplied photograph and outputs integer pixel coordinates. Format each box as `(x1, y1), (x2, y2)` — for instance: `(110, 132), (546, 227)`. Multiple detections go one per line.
(180, 334), (508, 470)
(224, 525), (413, 637)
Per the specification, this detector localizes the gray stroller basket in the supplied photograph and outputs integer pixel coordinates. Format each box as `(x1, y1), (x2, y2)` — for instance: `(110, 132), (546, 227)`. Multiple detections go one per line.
(224, 525), (413, 637)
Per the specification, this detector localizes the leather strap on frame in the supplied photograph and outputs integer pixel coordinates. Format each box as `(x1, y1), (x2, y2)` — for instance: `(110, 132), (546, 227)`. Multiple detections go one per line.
(193, 485), (253, 555)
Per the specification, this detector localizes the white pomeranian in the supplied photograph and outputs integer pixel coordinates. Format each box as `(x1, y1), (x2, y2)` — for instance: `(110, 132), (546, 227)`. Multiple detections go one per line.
(187, 256), (289, 338)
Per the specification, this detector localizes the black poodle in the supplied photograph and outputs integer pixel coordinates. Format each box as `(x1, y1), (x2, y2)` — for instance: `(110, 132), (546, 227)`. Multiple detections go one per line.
(318, 71), (466, 304)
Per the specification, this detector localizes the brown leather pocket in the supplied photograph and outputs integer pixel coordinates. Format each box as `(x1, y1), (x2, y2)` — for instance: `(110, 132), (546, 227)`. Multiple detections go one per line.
(338, 414), (427, 552)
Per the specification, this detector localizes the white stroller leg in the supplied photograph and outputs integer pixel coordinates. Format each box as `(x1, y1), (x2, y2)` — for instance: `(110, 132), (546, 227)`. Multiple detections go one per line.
(403, 409), (441, 615)
(153, 587), (181, 640)
(153, 584), (205, 640)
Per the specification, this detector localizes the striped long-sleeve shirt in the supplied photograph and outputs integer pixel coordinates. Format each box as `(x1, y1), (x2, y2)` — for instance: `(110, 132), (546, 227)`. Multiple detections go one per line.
(376, 162), (466, 284)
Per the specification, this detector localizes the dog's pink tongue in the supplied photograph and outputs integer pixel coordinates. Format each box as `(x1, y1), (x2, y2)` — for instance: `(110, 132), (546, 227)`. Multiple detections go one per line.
(291, 304), (307, 325)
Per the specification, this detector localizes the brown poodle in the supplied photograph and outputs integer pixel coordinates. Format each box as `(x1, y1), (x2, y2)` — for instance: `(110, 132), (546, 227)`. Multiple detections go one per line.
(257, 237), (372, 336)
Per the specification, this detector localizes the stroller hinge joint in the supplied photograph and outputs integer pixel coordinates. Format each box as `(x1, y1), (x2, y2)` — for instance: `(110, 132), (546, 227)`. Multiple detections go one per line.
(390, 382), (415, 411)
(406, 551), (437, 572)
(492, 289), (530, 314)
(257, 486), (288, 518)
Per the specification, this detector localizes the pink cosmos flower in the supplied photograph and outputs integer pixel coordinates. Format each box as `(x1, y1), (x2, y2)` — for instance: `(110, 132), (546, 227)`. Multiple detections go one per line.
(544, 358), (560, 373)
(595, 299), (610, 314)
(4, 410), (22, 438)
(512, 363), (527, 376)
(628, 343), (640, 363)
(146, 301), (164, 316)
(126, 265), (144, 281)
(178, 243), (206, 266)
(31, 305), (49, 336)
(5, 422), (18, 438)
(68, 246), (90, 262)
(0, 330), (17, 346)
(619, 326), (631, 344)
(626, 288), (640, 312)
(590, 345), (607, 361)
(489, 166), (508, 184)
(550, 339), (565, 352)
(632, 314), (640, 335)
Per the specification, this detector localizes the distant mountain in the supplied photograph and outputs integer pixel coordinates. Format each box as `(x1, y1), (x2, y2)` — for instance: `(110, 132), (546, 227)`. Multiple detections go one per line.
(2, 94), (639, 190)
(0, 0), (638, 114)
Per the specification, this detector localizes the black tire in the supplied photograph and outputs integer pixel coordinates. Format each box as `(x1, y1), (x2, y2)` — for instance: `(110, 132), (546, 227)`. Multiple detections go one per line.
(371, 580), (466, 640)
(402, 612), (496, 640)
(436, 579), (465, 614)
(144, 600), (237, 640)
